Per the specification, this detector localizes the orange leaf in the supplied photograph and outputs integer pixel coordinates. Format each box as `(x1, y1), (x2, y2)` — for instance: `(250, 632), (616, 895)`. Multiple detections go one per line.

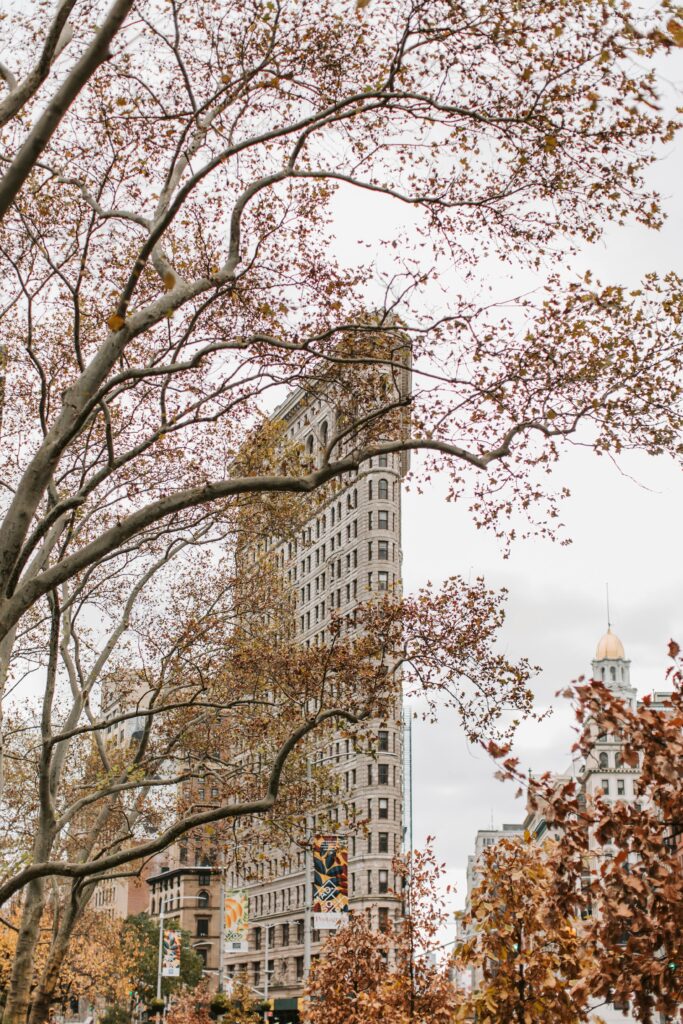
(106, 314), (125, 331)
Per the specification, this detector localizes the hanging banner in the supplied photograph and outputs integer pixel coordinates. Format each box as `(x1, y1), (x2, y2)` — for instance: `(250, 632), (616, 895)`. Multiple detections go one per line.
(312, 834), (348, 929)
(161, 929), (181, 977)
(223, 889), (249, 952)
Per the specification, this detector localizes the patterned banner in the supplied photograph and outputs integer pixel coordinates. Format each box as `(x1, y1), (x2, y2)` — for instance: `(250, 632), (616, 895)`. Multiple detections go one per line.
(312, 834), (348, 929)
(223, 889), (249, 952)
(161, 929), (181, 977)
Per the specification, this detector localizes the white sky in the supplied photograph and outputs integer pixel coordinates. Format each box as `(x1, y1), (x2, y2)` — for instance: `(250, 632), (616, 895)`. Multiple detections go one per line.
(327, 50), (683, 921)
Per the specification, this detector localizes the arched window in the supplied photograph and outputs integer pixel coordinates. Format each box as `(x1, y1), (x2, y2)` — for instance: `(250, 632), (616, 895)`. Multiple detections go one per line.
(378, 478), (389, 500)
(601, 667), (605, 680)
(599, 752), (609, 769)
(306, 434), (314, 455)
(610, 666), (616, 681)
(320, 420), (328, 445)
(368, 480), (373, 501)
(197, 889), (210, 908)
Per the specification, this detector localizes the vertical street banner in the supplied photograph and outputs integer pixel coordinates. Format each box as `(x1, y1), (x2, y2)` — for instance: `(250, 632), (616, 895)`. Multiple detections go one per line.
(312, 834), (348, 930)
(161, 929), (181, 977)
(223, 889), (249, 952)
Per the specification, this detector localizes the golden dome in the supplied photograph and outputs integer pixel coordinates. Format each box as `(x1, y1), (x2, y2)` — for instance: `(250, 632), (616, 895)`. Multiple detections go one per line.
(595, 628), (625, 660)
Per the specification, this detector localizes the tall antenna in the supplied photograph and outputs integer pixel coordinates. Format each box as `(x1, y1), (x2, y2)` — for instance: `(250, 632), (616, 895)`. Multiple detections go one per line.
(605, 582), (611, 630)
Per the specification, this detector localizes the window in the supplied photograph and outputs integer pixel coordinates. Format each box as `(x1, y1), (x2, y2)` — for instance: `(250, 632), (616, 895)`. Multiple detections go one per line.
(378, 730), (389, 752)
(368, 541), (373, 560)
(378, 907), (389, 931)
(378, 870), (389, 894)
(378, 540), (389, 560)
(196, 918), (209, 937)
(378, 798), (389, 819)
(377, 571), (389, 591)
(282, 923), (289, 946)
(379, 832), (389, 853)
(367, 798), (372, 819)
(617, 779), (626, 796)
(368, 765), (373, 785)
(599, 752), (609, 769)
(295, 956), (304, 983)
(378, 478), (389, 499)
(378, 764), (389, 785)
(253, 962), (260, 985)
(368, 834), (372, 853)
(306, 434), (314, 454)
(197, 890), (209, 908)
(320, 420), (328, 445)
(368, 480), (373, 500)
(268, 925), (275, 948)
(378, 510), (389, 529)
(368, 512), (373, 530)
(367, 870), (372, 894)
(198, 871), (211, 886)
(378, 454), (388, 467)
(601, 779), (610, 795)
(254, 927), (262, 950)
(297, 919), (305, 944)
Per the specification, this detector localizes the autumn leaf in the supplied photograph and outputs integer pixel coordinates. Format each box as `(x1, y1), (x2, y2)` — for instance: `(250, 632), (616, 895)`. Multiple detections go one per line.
(666, 18), (683, 45)
(106, 313), (125, 331)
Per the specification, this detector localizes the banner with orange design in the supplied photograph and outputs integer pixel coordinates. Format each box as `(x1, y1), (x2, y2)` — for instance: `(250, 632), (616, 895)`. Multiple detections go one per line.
(223, 890), (249, 952)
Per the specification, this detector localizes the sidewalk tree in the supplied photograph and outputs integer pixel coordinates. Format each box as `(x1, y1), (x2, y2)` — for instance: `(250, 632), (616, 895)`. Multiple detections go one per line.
(303, 841), (459, 1024)
(1, 0), (683, 1021)
(122, 914), (203, 1004)
(528, 641), (683, 1022)
(452, 836), (596, 1024)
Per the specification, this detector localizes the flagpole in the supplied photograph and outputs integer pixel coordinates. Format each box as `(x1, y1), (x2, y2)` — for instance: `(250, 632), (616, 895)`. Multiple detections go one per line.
(218, 873), (225, 992)
(156, 896), (165, 1019)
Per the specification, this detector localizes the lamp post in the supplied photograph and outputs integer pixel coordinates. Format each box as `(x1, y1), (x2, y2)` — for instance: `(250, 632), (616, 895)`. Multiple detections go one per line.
(156, 891), (213, 1006)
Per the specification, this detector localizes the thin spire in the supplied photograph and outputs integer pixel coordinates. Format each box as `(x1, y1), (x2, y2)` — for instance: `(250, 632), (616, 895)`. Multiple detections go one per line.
(605, 582), (611, 631)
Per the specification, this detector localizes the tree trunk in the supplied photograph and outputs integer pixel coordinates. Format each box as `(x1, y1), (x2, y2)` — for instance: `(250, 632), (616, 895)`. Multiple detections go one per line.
(1, 877), (46, 1024)
(28, 880), (97, 1024)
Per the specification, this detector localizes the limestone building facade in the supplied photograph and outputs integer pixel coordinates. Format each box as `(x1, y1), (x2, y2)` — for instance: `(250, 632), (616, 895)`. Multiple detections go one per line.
(219, 382), (409, 1016)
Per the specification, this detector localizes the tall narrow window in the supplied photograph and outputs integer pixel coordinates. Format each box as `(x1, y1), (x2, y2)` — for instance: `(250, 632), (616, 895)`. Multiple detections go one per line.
(378, 478), (389, 499)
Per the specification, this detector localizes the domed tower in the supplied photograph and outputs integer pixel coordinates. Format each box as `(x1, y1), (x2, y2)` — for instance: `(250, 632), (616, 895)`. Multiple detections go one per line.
(591, 628), (636, 706)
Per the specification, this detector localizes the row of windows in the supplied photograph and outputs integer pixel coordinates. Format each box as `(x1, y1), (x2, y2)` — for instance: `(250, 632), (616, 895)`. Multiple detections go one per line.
(599, 777), (629, 797)
(597, 751), (627, 770)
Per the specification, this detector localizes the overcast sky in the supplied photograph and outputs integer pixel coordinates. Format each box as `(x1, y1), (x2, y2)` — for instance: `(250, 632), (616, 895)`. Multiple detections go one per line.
(327, 50), (683, 922)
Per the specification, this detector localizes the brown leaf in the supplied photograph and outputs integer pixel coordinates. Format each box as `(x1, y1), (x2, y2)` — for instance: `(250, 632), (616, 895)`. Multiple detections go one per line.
(106, 314), (125, 331)
(666, 18), (683, 46)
